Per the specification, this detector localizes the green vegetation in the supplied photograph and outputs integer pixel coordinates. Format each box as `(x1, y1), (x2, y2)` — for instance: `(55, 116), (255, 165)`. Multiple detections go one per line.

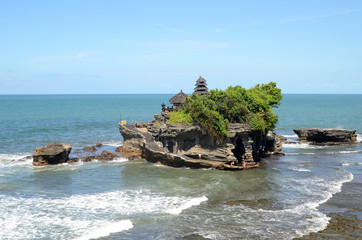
(168, 82), (282, 141)
(167, 111), (194, 125)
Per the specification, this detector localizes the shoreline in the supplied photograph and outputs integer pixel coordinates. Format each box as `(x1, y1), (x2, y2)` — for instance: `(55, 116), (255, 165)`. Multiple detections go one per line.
(295, 179), (362, 239)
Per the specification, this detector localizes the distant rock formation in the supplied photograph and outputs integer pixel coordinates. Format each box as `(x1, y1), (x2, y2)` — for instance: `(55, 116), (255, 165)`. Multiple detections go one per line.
(33, 142), (72, 166)
(33, 143), (120, 166)
(293, 128), (357, 144)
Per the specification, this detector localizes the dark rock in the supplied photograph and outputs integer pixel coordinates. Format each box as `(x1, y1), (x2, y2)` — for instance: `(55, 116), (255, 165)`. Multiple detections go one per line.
(119, 122), (260, 170)
(265, 131), (283, 155)
(293, 128), (357, 143)
(68, 150), (119, 163)
(95, 143), (103, 147)
(83, 146), (97, 152)
(100, 150), (118, 159)
(33, 142), (72, 166)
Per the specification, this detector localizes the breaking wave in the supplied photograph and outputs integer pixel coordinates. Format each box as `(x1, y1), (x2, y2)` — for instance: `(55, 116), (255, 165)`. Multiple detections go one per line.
(0, 189), (207, 239)
(74, 220), (133, 240)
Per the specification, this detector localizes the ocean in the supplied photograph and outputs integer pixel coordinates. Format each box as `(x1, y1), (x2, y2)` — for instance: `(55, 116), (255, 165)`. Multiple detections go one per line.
(0, 94), (361, 240)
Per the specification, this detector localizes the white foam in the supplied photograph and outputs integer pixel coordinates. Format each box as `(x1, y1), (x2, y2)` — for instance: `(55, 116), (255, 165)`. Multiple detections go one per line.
(282, 143), (323, 149)
(282, 134), (299, 142)
(74, 220), (133, 240)
(166, 196), (208, 215)
(0, 189), (207, 239)
(102, 140), (123, 147)
(110, 157), (129, 163)
(0, 153), (32, 167)
(342, 162), (362, 166)
(357, 134), (362, 142)
(289, 166), (311, 172)
(328, 150), (362, 155)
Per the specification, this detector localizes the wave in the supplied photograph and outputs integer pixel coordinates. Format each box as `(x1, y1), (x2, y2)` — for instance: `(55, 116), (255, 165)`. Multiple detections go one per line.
(0, 153), (32, 167)
(357, 134), (362, 142)
(102, 140), (123, 147)
(327, 150), (362, 155)
(166, 196), (208, 215)
(342, 162), (362, 166)
(282, 143), (323, 149)
(0, 189), (206, 239)
(289, 166), (311, 172)
(214, 169), (355, 239)
(74, 220), (133, 240)
(282, 134), (299, 142)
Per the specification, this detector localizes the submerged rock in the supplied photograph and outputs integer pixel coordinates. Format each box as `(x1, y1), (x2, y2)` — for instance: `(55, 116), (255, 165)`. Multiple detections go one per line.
(82, 146), (97, 152)
(33, 142), (72, 166)
(69, 150), (119, 163)
(293, 128), (357, 144)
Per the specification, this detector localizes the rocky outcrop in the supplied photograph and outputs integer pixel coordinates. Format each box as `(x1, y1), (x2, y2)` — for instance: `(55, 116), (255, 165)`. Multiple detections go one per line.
(83, 146), (97, 152)
(33, 142), (72, 166)
(68, 150), (119, 163)
(119, 121), (264, 170)
(265, 131), (284, 155)
(293, 128), (357, 144)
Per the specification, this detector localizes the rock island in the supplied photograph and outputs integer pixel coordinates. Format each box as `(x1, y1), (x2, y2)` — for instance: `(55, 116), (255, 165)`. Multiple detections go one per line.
(119, 77), (283, 170)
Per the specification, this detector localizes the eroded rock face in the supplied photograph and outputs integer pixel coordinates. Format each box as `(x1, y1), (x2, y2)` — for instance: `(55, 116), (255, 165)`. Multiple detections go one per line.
(119, 121), (264, 170)
(293, 128), (357, 143)
(33, 142), (72, 166)
(147, 122), (257, 163)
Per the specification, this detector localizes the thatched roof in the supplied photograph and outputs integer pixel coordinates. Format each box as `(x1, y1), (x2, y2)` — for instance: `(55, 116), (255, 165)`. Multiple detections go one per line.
(194, 76), (209, 94)
(196, 76), (207, 84)
(169, 90), (187, 104)
(194, 86), (208, 91)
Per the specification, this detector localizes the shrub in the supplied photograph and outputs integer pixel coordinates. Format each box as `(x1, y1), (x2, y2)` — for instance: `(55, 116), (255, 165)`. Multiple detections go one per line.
(167, 110), (194, 124)
(182, 82), (282, 140)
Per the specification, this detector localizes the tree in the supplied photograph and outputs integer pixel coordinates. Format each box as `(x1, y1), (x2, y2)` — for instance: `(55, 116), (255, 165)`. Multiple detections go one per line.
(168, 82), (282, 141)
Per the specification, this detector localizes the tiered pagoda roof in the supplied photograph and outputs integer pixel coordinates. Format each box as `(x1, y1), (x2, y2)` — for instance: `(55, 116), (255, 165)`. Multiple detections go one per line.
(193, 76), (209, 94)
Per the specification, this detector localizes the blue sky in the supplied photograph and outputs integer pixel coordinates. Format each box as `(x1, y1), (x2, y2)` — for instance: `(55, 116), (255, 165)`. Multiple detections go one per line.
(0, 0), (361, 94)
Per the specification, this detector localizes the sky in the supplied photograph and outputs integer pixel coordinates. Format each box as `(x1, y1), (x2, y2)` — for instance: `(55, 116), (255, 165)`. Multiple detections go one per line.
(0, 0), (361, 94)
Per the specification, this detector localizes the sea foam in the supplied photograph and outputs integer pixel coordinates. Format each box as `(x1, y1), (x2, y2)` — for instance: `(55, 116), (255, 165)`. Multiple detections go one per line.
(74, 220), (133, 240)
(0, 189), (207, 239)
(166, 196), (208, 215)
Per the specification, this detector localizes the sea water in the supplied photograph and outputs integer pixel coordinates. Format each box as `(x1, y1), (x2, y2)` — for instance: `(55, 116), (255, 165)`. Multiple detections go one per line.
(0, 94), (361, 240)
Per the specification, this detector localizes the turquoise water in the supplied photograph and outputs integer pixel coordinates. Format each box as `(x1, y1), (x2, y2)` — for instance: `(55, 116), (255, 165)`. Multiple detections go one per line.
(0, 94), (361, 239)
(0, 94), (172, 153)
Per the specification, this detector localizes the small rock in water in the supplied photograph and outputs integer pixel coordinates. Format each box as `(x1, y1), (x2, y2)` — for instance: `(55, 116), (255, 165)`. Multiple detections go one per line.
(83, 146), (97, 152)
(100, 150), (118, 159)
(33, 142), (72, 166)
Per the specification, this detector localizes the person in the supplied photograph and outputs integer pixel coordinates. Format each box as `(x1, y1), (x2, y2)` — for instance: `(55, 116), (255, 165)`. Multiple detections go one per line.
(198, 154), (202, 159)
(231, 160), (235, 165)
(242, 161), (246, 168)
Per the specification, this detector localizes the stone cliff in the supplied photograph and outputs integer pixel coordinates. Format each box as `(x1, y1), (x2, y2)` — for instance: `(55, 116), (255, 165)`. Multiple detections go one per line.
(118, 121), (281, 170)
(293, 128), (357, 145)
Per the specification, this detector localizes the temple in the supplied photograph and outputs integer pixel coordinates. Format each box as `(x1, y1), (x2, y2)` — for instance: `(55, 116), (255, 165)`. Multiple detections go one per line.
(169, 90), (187, 110)
(194, 76), (209, 95)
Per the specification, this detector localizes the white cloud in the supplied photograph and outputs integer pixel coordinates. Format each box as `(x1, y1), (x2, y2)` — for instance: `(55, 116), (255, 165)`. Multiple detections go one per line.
(31, 51), (101, 62)
(323, 83), (339, 88)
(279, 9), (359, 23)
(143, 40), (230, 49)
